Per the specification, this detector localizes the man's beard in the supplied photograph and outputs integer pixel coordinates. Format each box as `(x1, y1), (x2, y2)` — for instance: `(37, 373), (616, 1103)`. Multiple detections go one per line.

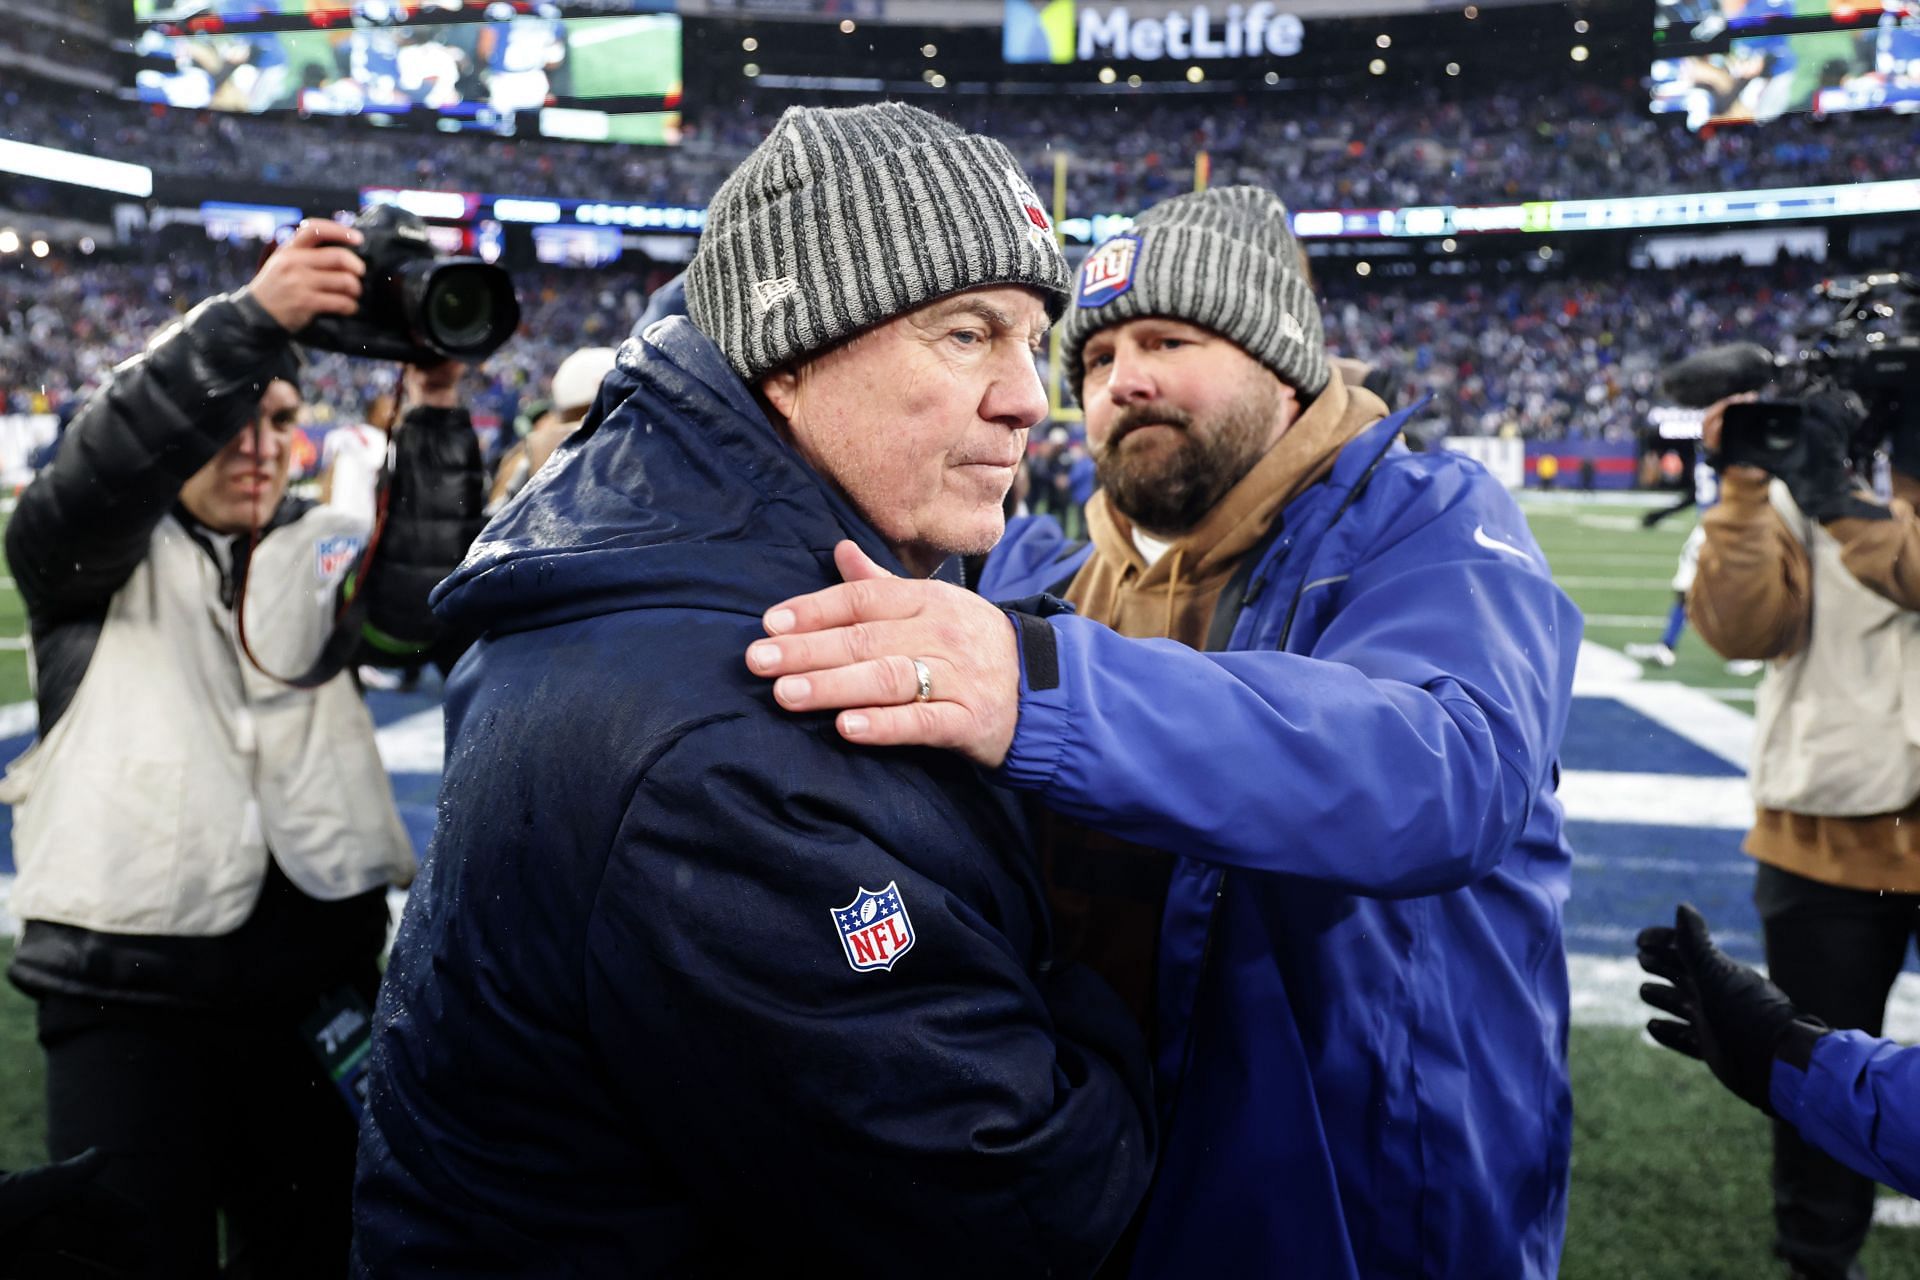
(1094, 382), (1284, 537)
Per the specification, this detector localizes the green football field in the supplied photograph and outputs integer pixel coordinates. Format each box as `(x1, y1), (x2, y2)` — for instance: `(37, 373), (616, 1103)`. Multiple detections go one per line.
(0, 492), (1916, 1274)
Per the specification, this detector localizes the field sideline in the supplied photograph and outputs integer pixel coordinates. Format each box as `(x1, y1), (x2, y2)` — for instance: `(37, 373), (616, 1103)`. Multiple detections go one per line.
(0, 493), (1915, 1274)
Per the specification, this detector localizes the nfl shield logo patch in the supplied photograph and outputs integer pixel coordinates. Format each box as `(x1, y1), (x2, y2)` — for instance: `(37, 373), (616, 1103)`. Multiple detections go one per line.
(1077, 234), (1141, 308)
(831, 881), (916, 973)
(315, 535), (363, 583)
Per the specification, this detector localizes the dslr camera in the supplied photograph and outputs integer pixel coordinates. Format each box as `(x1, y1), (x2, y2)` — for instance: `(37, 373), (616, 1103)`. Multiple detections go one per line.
(300, 204), (521, 365)
(1659, 273), (1920, 474)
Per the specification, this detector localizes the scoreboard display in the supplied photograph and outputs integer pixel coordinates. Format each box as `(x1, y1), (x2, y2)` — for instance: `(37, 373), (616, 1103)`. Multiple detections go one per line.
(128, 0), (682, 144)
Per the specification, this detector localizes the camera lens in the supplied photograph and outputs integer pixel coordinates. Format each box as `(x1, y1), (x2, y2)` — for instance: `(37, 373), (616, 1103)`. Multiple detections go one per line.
(424, 270), (497, 351)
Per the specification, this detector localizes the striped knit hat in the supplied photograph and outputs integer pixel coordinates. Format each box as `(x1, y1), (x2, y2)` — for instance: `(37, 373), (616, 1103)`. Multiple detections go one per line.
(686, 103), (1070, 383)
(1063, 185), (1329, 400)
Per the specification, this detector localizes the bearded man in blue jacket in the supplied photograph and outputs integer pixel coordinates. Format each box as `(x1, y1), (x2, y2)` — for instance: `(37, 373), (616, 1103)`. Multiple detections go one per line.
(749, 185), (1584, 1275)
(351, 103), (1155, 1275)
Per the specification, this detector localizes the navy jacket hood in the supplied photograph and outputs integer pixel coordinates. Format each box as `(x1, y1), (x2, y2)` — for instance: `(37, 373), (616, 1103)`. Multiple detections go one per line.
(432, 315), (905, 640)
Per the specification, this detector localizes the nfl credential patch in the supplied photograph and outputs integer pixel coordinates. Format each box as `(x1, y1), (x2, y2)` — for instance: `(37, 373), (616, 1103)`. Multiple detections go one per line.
(315, 535), (364, 583)
(832, 881), (916, 973)
(1077, 234), (1141, 308)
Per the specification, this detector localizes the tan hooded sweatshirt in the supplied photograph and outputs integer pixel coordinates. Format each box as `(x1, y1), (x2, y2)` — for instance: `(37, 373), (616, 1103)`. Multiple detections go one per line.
(1690, 468), (1920, 891)
(1040, 374), (1391, 1028)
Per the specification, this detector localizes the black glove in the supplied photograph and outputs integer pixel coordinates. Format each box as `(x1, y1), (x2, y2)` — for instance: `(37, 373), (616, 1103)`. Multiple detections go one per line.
(1637, 903), (1828, 1116)
(1777, 389), (1889, 523)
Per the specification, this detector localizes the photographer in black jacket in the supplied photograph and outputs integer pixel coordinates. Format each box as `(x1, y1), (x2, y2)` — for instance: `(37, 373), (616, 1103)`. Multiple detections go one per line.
(0, 217), (486, 1277)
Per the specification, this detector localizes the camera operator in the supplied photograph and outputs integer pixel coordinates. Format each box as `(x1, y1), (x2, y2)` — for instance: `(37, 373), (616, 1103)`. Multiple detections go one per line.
(1687, 385), (1920, 1280)
(0, 218), (485, 1277)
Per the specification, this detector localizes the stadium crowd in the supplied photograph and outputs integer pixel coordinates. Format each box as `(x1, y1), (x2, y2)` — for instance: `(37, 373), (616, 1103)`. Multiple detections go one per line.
(0, 242), (1831, 457)
(7, 71), (1920, 216)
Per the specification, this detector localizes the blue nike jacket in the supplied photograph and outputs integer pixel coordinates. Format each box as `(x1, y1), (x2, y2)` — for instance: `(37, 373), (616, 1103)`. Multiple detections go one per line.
(1774, 1030), (1920, 1200)
(982, 413), (1582, 1277)
(351, 317), (1155, 1276)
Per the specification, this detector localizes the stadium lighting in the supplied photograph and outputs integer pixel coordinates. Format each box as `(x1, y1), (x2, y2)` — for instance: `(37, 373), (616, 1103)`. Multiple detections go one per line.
(79, 238), (96, 255)
(1574, 18), (1589, 32)
(1464, 4), (1478, 16)
(0, 230), (16, 255)
(1571, 45), (1589, 61)
(1356, 261), (1372, 276)
(921, 43), (937, 57)
(1376, 34), (1391, 48)
(1264, 70), (1279, 84)
(1446, 61), (1461, 75)
(30, 240), (49, 259)
(1098, 66), (1117, 83)
(1186, 65), (1204, 82)
(1442, 237), (1458, 252)
(0, 138), (153, 199)
(741, 36), (757, 51)
(929, 72), (948, 87)
(838, 19), (855, 32)
(1127, 73), (1142, 87)
(1369, 58), (1387, 74)
(1538, 245), (1555, 259)
(744, 62), (760, 76)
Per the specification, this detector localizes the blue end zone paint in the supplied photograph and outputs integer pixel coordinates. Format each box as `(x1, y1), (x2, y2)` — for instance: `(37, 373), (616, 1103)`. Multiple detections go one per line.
(1565, 820), (1760, 962)
(1560, 696), (1744, 777)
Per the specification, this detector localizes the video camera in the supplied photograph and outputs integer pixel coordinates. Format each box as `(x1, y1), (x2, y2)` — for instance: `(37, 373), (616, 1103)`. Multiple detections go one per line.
(299, 204), (520, 365)
(1658, 273), (1920, 474)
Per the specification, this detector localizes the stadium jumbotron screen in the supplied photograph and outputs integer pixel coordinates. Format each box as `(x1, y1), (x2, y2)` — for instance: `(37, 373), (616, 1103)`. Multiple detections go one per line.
(128, 0), (682, 145)
(1651, 0), (1920, 129)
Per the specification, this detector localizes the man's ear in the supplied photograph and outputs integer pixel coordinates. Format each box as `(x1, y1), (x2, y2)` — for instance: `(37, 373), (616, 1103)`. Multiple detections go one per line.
(759, 367), (800, 423)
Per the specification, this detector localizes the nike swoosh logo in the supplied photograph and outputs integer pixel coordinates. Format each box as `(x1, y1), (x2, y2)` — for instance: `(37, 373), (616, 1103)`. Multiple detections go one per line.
(1473, 525), (1536, 562)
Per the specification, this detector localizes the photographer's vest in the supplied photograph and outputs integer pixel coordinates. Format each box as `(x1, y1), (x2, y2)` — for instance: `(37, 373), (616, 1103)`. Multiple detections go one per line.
(0, 508), (415, 935)
(1750, 480), (1920, 817)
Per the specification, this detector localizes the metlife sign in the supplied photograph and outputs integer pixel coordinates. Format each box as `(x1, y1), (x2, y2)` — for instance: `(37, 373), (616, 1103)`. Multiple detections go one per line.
(1003, 0), (1304, 63)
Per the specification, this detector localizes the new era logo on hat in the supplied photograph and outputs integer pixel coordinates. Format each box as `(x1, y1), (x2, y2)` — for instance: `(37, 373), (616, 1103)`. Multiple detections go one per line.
(1078, 235), (1141, 308)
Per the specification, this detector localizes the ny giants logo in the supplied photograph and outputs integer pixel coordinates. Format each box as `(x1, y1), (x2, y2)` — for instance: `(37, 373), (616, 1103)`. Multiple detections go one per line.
(831, 881), (916, 973)
(1077, 234), (1141, 308)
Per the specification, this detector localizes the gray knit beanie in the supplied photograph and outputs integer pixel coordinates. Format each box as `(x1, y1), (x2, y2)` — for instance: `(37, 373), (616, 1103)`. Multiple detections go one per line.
(686, 103), (1070, 383)
(1062, 185), (1329, 400)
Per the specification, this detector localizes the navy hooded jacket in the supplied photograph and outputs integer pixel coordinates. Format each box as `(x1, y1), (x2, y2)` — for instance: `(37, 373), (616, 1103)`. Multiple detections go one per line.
(351, 317), (1155, 1276)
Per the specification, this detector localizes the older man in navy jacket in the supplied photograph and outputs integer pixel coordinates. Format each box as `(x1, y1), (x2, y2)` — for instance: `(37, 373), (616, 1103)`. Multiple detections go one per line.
(353, 104), (1154, 1276)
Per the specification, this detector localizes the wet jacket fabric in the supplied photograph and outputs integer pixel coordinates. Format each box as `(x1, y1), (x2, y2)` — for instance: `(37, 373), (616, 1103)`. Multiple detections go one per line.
(352, 316), (1154, 1277)
(1773, 1029), (1920, 1200)
(982, 412), (1582, 1277)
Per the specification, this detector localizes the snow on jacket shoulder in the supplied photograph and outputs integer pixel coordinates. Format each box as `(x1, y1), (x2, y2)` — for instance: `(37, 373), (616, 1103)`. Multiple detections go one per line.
(353, 317), (1153, 1277)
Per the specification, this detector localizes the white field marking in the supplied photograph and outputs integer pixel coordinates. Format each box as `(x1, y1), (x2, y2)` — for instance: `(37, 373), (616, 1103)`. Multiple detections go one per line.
(1705, 688), (1757, 703)
(1875, 1197), (1920, 1228)
(1556, 576), (1684, 590)
(1571, 853), (1752, 877)
(1548, 553), (1685, 566)
(375, 707), (445, 774)
(1572, 952), (1920, 1042)
(0, 702), (36, 739)
(1574, 515), (1675, 533)
(0, 637), (27, 651)
(1520, 492), (1674, 510)
(1572, 641), (1755, 770)
(1581, 614), (1672, 628)
(1560, 772), (1753, 829)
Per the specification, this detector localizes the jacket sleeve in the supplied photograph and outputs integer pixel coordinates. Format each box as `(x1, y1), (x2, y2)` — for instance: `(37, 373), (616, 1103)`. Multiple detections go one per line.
(995, 472), (1581, 897)
(1771, 1030), (1920, 1200)
(356, 403), (486, 663)
(582, 717), (1154, 1277)
(1688, 470), (1813, 660)
(3, 290), (296, 620)
(1824, 496), (1920, 612)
